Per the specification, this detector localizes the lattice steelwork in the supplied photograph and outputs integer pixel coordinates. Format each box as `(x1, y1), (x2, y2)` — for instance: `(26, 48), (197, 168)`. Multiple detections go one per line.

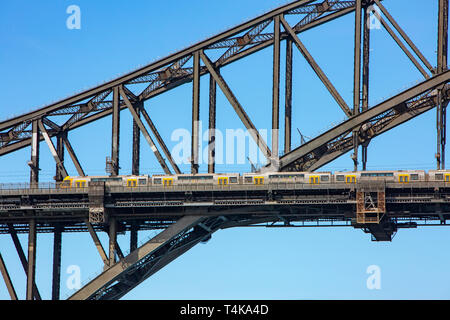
(0, 0), (448, 300)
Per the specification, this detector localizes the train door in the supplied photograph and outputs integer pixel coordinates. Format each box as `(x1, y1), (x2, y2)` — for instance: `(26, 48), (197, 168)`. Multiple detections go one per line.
(445, 174), (450, 182)
(346, 175), (356, 184)
(399, 174), (409, 183)
(163, 178), (173, 187)
(218, 177), (228, 185)
(127, 179), (137, 187)
(309, 175), (319, 184)
(254, 177), (264, 185)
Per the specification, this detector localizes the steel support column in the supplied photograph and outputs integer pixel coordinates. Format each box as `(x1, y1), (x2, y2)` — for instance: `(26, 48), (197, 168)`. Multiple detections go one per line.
(111, 86), (120, 176)
(208, 73), (217, 173)
(120, 87), (171, 174)
(353, 0), (362, 171)
(26, 219), (36, 300)
(192, 51), (200, 174)
(55, 132), (66, 182)
(30, 120), (40, 187)
(132, 102), (142, 176)
(285, 37), (293, 154)
(272, 15), (281, 159)
(38, 120), (68, 179)
(0, 252), (18, 300)
(109, 217), (117, 266)
(130, 222), (138, 252)
(85, 220), (109, 266)
(8, 224), (41, 299)
(438, 0), (449, 169)
(362, 3), (371, 170)
(51, 224), (62, 300)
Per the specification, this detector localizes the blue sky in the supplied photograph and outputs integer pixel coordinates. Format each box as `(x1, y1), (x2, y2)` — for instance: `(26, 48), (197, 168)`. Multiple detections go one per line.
(1, 0), (450, 300)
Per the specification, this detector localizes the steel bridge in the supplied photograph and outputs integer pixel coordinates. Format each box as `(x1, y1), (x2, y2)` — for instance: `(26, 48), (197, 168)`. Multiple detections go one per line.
(0, 0), (449, 300)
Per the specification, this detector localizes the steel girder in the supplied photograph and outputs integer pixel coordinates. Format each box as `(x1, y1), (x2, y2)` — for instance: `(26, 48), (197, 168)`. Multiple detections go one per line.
(276, 72), (450, 172)
(0, 0), (356, 162)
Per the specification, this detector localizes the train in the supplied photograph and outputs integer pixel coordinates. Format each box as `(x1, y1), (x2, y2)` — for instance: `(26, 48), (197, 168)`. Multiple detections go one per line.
(59, 169), (450, 188)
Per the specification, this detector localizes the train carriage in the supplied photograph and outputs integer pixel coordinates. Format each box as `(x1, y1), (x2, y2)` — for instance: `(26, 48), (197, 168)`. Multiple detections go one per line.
(428, 170), (450, 182)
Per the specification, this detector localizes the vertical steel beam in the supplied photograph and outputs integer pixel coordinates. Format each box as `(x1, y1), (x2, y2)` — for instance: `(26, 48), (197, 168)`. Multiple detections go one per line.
(0, 252), (18, 300)
(26, 219), (36, 300)
(362, 4), (371, 170)
(111, 86), (120, 176)
(280, 16), (352, 117)
(353, 0), (362, 171)
(109, 217), (117, 266)
(272, 15), (281, 159)
(132, 102), (142, 176)
(38, 120), (68, 178)
(30, 120), (40, 187)
(120, 88), (171, 174)
(200, 51), (272, 160)
(192, 51), (201, 174)
(55, 132), (66, 182)
(130, 222), (138, 252)
(51, 224), (62, 300)
(208, 74), (217, 173)
(438, 0), (449, 169)
(8, 224), (41, 300)
(285, 37), (293, 154)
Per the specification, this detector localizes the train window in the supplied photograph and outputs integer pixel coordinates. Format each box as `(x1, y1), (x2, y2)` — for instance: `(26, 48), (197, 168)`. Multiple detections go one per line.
(436, 174), (444, 180)
(410, 174), (419, 181)
(244, 177), (253, 183)
(138, 179), (147, 185)
(153, 178), (162, 184)
(229, 177), (238, 183)
(445, 174), (450, 182)
(320, 175), (329, 182)
(336, 175), (345, 181)
(399, 175), (409, 183)
(61, 180), (71, 188)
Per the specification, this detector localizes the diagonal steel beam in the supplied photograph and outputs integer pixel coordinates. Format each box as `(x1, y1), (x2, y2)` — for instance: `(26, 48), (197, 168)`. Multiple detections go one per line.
(200, 50), (272, 160)
(119, 86), (171, 174)
(62, 135), (85, 176)
(85, 220), (109, 266)
(373, 0), (434, 74)
(0, 252), (18, 300)
(375, 10), (430, 79)
(69, 215), (207, 300)
(0, 4), (357, 158)
(140, 107), (181, 174)
(280, 15), (352, 117)
(278, 70), (450, 171)
(38, 120), (68, 178)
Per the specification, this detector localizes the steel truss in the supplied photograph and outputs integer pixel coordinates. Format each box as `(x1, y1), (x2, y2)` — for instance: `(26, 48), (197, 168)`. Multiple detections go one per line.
(0, 0), (448, 300)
